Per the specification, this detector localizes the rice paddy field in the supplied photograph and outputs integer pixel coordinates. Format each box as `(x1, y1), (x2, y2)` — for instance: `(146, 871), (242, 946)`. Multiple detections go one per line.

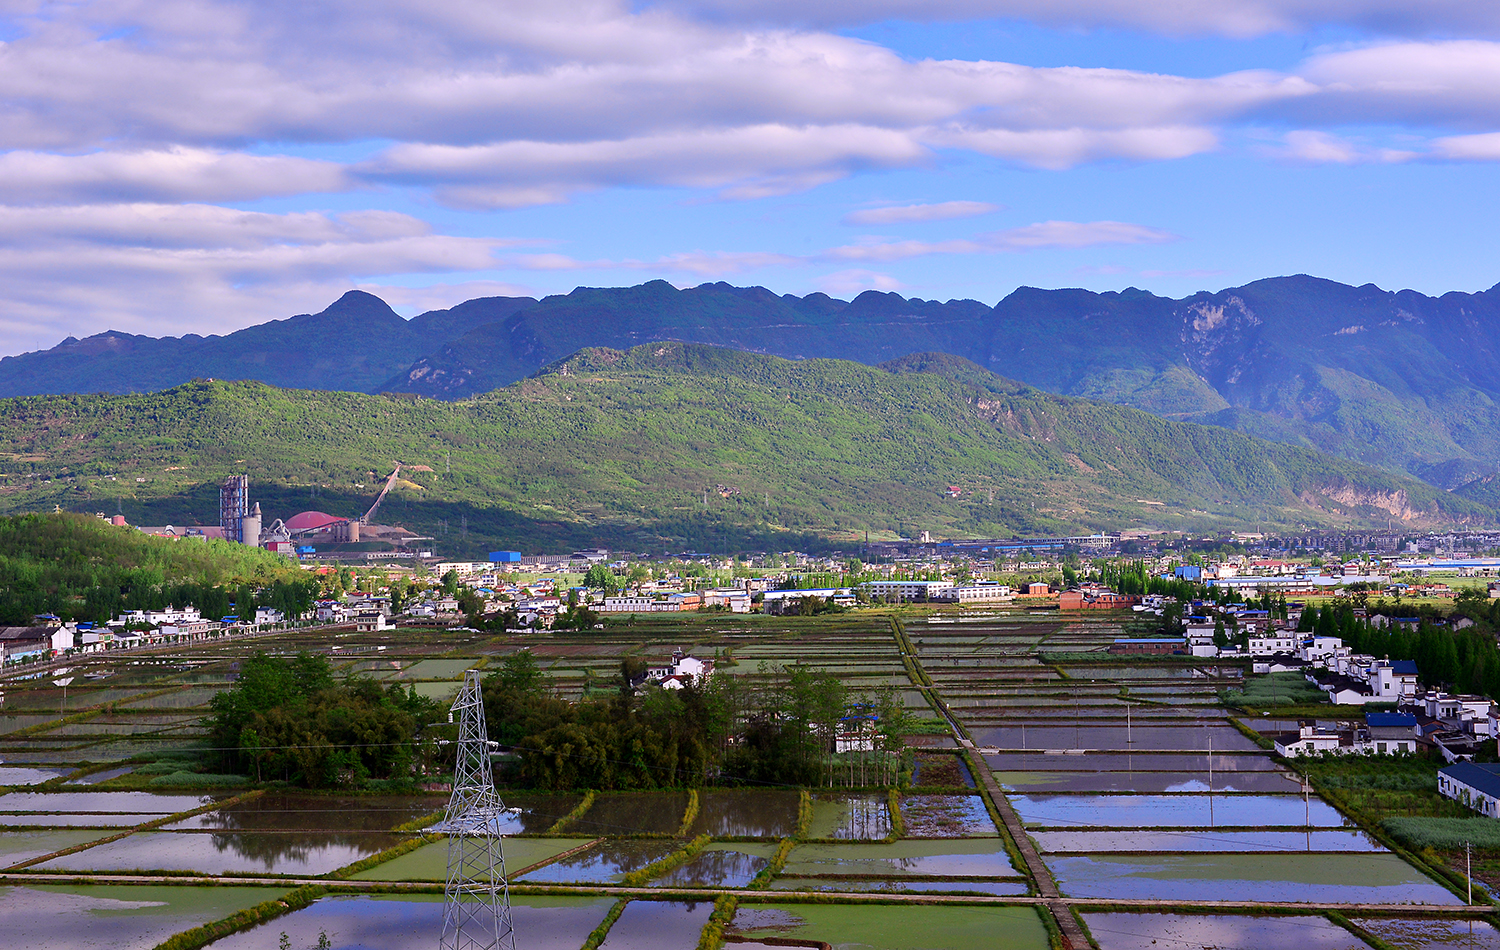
(0, 609), (1488, 948)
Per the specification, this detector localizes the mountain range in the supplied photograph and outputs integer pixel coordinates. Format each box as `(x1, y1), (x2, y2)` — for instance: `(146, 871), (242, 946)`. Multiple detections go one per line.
(0, 344), (1484, 554)
(6, 274), (1500, 492)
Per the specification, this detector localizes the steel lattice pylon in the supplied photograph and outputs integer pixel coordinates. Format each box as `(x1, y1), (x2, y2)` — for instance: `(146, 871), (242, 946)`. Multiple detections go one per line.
(439, 670), (516, 950)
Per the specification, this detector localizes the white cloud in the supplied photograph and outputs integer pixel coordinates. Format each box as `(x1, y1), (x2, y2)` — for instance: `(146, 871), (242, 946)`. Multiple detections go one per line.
(815, 269), (905, 295)
(0, 203), (526, 352)
(363, 124), (930, 208)
(821, 220), (1177, 262)
(662, 0), (1500, 39)
(842, 201), (1001, 226)
(1430, 131), (1500, 159)
(0, 148), (349, 204)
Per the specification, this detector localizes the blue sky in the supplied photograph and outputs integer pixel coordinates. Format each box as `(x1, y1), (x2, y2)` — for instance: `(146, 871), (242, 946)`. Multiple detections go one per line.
(1, 0), (1499, 352)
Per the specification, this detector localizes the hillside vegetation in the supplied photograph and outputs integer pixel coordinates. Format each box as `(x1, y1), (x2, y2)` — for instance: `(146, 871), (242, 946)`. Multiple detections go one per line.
(0, 345), (1486, 555)
(0, 512), (315, 623)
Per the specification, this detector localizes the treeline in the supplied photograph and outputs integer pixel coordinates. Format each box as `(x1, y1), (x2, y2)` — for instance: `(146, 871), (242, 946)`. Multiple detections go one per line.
(1302, 600), (1500, 697)
(484, 653), (910, 791)
(1096, 560), (1205, 601)
(0, 512), (315, 624)
(207, 652), (444, 787)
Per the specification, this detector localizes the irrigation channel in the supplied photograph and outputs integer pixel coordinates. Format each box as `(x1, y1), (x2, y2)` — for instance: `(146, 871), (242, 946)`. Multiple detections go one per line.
(0, 611), (1495, 949)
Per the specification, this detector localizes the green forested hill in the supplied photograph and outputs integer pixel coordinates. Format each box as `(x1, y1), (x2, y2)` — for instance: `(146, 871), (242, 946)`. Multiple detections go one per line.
(0, 512), (315, 623)
(0, 344), (1486, 555)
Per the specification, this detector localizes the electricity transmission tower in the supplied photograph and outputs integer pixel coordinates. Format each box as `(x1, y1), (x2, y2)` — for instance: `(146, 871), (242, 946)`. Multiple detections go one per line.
(439, 670), (516, 950)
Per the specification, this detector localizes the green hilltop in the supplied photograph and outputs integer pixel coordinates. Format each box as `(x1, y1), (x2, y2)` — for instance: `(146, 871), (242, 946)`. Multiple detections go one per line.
(0, 344), (1486, 554)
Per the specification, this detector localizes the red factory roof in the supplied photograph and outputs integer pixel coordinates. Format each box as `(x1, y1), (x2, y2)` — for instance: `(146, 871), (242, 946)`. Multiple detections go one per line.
(285, 511), (344, 532)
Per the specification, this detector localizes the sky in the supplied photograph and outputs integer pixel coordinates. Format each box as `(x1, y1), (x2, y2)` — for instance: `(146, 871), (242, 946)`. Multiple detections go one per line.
(2, 1), (1500, 355)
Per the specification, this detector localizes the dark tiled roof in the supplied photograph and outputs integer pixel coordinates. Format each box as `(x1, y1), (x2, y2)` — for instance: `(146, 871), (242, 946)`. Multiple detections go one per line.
(1441, 762), (1500, 799)
(1366, 713), (1417, 727)
(1391, 660), (1419, 675)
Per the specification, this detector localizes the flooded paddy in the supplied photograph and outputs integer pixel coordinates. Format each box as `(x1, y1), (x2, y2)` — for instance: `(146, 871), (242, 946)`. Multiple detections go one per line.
(0, 884), (283, 950)
(350, 837), (593, 881)
(1049, 853), (1460, 903)
(0, 764), (69, 784)
(1013, 793), (1347, 828)
(766, 876), (1030, 895)
(1353, 917), (1500, 949)
(804, 793), (890, 840)
(995, 769), (1297, 793)
(166, 792), (445, 832)
(36, 829), (402, 876)
(0, 828), (112, 866)
(494, 793), (585, 835)
(782, 839), (1022, 877)
(516, 839), (680, 884)
(1031, 828), (1386, 853)
(651, 843), (776, 887)
(205, 893), (615, 950)
(970, 724), (1260, 752)
(571, 791), (688, 835)
(985, 751), (1282, 771)
(730, 902), (1049, 950)
(1082, 911), (1370, 950)
(0, 790), (222, 813)
(599, 900), (713, 950)
(899, 794), (996, 837)
(686, 789), (799, 838)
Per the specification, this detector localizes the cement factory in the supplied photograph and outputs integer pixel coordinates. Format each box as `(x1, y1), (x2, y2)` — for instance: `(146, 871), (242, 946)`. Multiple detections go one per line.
(139, 469), (433, 560)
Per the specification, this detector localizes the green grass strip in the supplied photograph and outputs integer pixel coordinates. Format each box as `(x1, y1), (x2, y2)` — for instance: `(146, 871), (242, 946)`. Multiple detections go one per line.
(620, 832), (712, 887)
(886, 789), (904, 840)
(393, 808), (445, 833)
(152, 884), (326, 950)
(746, 837), (795, 890)
(696, 894), (739, 950)
(795, 790), (812, 839)
(327, 835), (433, 880)
(579, 898), (630, 950)
(1227, 715), (1275, 752)
(546, 790), (595, 835)
(677, 788), (700, 837)
(1033, 904), (1065, 950)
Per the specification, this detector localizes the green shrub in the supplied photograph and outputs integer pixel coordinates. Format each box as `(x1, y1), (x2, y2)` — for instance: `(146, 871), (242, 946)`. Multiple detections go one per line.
(148, 772), (248, 788)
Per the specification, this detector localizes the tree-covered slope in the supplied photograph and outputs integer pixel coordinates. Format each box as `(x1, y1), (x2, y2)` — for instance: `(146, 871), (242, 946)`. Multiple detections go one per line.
(0, 344), (1484, 555)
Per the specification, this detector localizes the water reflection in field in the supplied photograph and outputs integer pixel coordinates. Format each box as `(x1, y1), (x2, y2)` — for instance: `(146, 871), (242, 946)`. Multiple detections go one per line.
(686, 790), (799, 838)
(1031, 829), (1386, 853)
(804, 794), (889, 840)
(517, 839), (680, 884)
(37, 830), (400, 876)
(599, 900), (713, 950)
(1013, 794), (1346, 828)
(1083, 912), (1369, 950)
(0, 884), (282, 950)
(783, 840), (1020, 877)
(206, 893), (614, 950)
(1051, 854), (1460, 904)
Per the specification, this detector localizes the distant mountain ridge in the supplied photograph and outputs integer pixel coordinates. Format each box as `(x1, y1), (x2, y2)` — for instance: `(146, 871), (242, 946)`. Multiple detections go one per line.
(8, 275), (1500, 490)
(0, 291), (536, 396)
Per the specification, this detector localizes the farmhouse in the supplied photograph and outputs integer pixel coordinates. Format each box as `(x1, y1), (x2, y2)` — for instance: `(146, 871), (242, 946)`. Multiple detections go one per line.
(1438, 762), (1500, 818)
